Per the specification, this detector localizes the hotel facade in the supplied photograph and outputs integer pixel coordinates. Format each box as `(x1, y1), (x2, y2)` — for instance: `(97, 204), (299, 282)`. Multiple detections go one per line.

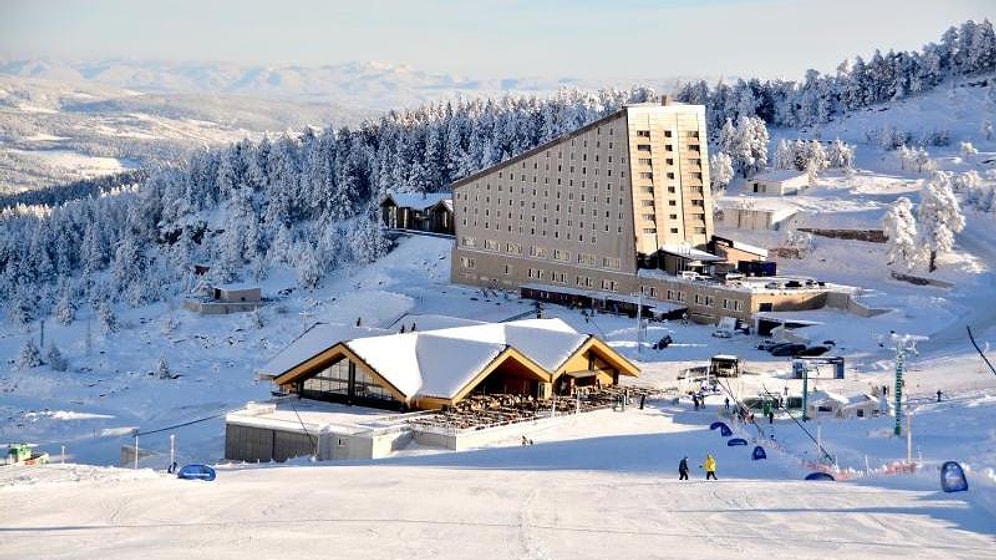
(450, 100), (828, 323)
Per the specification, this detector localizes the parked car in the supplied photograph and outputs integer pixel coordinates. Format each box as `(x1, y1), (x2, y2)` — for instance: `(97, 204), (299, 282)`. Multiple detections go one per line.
(797, 345), (831, 356)
(766, 342), (796, 354)
(712, 328), (733, 338)
(770, 343), (807, 357)
(756, 339), (782, 351)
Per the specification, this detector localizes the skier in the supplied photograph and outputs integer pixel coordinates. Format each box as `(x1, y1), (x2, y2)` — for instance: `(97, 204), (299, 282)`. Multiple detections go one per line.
(678, 456), (690, 480)
(936, 389), (943, 402)
(702, 454), (718, 480)
(724, 397), (730, 412)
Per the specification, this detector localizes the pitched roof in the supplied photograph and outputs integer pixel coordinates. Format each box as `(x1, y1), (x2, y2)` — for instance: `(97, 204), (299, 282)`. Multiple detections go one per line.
(269, 318), (601, 401)
(382, 190), (451, 211)
(259, 323), (390, 376)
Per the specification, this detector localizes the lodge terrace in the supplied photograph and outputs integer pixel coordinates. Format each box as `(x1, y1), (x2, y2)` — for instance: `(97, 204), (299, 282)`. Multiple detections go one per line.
(261, 318), (638, 412)
(227, 318), (640, 462)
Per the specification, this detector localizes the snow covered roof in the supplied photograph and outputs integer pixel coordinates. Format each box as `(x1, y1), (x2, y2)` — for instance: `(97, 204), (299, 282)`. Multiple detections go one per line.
(657, 245), (725, 262)
(808, 390), (848, 406)
(271, 318), (617, 402)
(259, 323), (391, 376)
(752, 169), (807, 182)
(383, 190), (451, 211)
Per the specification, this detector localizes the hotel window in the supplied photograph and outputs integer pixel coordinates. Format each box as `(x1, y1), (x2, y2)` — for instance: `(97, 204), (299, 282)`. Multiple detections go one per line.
(665, 130), (673, 138)
(670, 228), (679, 234)
(669, 214), (678, 220)
(504, 264), (513, 275)
(642, 213), (656, 221)
(460, 257), (476, 269)
(484, 239), (499, 251)
(637, 144), (651, 152)
(641, 200), (654, 207)
(601, 279), (618, 291)
(637, 130), (650, 137)
(665, 144), (673, 152)
(461, 236), (476, 248)
(638, 158), (652, 165)
(666, 158), (674, 166)
(642, 228), (657, 234)
(639, 172), (653, 179)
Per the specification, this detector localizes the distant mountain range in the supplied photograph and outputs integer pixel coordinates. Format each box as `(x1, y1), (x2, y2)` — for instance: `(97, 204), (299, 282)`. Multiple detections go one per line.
(0, 57), (690, 109)
(0, 57), (695, 192)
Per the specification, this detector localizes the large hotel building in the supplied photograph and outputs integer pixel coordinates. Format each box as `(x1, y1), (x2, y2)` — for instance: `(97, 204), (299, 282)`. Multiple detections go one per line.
(449, 99), (828, 323)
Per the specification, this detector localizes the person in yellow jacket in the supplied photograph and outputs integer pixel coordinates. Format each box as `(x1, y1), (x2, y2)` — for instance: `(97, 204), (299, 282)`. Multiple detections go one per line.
(702, 454), (718, 480)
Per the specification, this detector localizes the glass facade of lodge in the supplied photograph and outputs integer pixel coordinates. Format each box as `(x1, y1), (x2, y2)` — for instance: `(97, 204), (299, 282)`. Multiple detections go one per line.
(299, 357), (397, 407)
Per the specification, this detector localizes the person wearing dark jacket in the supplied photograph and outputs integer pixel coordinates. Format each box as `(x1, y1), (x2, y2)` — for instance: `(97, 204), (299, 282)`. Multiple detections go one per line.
(678, 456), (689, 480)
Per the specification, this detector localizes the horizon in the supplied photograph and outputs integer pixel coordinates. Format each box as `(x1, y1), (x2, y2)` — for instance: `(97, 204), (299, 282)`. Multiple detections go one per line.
(2, 0), (994, 83)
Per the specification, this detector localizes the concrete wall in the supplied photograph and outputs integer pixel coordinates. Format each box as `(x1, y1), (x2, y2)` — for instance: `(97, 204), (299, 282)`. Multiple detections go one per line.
(183, 300), (263, 314)
(225, 424), (316, 463)
(825, 290), (891, 318)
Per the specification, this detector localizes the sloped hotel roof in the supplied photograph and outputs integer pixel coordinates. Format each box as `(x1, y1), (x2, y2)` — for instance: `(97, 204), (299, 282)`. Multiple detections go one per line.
(382, 190), (452, 211)
(269, 318), (634, 403)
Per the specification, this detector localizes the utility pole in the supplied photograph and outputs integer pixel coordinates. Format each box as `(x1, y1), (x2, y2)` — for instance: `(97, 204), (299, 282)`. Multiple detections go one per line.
(635, 292), (643, 358)
(889, 333), (926, 436)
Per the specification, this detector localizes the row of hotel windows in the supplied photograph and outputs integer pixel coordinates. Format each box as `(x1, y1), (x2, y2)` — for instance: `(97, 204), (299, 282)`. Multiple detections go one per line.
(463, 192), (626, 208)
(457, 179), (625, 201)
(639, 286), (744, 311)
(461, 219), (624, 238)
(459, 247), (621, 269)
(636, 130), (700, 139)
(458, 258), (618, 291)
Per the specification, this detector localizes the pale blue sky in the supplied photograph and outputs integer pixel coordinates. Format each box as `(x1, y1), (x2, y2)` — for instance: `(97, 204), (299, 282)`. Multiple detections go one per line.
(1, 0), (993, 80)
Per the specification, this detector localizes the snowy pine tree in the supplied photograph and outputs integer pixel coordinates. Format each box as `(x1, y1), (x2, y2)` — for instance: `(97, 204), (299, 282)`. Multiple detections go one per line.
(46, 343), (67, 372)
(54, 284), (76, 326)
(17, 339), (42, 370)
(156, 356), (171, 380)
(882, 197), (920, 269)
(709, 152), (734, 192)
(917, 173), (966, 271)
(97, 299), (119, 334)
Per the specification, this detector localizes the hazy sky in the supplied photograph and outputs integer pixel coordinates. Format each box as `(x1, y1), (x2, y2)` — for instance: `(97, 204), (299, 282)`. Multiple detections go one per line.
(2, 0), (993, 80)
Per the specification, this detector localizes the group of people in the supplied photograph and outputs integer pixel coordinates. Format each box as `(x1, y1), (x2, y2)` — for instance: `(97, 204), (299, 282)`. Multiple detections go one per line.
(678, 454), (718, 481)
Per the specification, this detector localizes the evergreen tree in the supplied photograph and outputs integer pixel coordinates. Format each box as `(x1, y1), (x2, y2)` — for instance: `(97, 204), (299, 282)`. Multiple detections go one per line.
(917, 172), (966, 272)
(17, 339), (42, 370)
(156, 356), (171, 380)
(97, 298), (119, 334)
(882, 197), (919, 269)
(54, 283), (76, 326)
(47, 343), (68, 372)
(709, 152), (734, 192)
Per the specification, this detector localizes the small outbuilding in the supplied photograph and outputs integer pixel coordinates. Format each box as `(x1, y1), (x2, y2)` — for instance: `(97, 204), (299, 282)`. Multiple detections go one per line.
(380, 191), (453, 234)
(748, 170), (809, 196)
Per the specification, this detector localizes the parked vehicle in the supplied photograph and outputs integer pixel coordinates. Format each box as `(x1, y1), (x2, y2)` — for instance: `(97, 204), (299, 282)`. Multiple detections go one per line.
(712, 328), (733, 338)
(797, 345), (830, 356)
(770, 343), (807, 357)
(756, 339), (782, 351)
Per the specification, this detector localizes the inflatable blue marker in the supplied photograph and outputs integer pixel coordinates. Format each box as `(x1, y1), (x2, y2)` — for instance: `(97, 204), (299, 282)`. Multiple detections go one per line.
(177, 464), (217, 481)
(940, 461), (968, 492)
(720, 425), (732, 437)
(805, 472), (835, 481)
(752, 446), (767, 460)
(727, 438), (748, 446)
(709, 421), (728, 431)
